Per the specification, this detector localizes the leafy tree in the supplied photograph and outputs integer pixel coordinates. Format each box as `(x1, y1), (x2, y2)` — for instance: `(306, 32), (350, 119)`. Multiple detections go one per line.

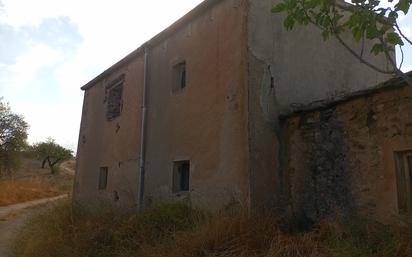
(0, 98), (28, 177)
(273, 0), (412, 84)
(32, 138), (73, 174)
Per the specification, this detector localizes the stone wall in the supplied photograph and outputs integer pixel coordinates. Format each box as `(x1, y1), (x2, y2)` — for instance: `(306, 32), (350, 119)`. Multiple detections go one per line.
(282, 79), (412, 224)
(246, 0), (391, 211)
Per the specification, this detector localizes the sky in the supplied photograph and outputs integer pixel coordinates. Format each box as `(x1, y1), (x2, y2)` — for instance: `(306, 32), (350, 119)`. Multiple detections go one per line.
(0, 0), (204, 151)
(0, 0), (411, 152)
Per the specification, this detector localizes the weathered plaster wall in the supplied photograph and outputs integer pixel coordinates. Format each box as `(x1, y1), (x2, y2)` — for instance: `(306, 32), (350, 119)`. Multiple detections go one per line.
(74, 0), (398, 214)
(247, 0), (392, 112)
(74, 57), (145, 209)
(75, 0), (250, 210)
(284, 83), (412, 224)
(245, 0), (393, 210)
(143, 0), (249, 209)
(247, 53), (281, 209)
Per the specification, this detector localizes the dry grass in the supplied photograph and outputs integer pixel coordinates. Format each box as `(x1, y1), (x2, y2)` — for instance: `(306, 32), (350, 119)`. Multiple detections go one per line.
(0, 158), (74, 206)
(0, 178), (61, 206)
(11, 199), (412, 257)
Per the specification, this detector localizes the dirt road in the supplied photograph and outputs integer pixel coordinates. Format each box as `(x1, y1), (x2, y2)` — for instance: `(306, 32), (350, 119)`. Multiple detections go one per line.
(0, 195), (67, 257)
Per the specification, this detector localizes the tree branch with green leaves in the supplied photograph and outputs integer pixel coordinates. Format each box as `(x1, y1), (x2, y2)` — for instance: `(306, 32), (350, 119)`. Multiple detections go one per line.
(273, 0), (412, 85)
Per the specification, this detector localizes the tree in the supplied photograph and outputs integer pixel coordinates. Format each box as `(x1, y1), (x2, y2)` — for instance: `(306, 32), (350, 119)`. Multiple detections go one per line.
(0, 98), (28, 177)
(32, 138), (73, 174)
(272, 0), (412, 84)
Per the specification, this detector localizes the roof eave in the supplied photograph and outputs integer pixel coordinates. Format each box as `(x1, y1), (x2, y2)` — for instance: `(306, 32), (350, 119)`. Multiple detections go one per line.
(81, 0), (222, 91)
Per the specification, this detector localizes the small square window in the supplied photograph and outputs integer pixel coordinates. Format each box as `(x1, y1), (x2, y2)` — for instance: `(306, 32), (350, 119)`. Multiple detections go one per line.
(173, 160), (190, 192)
(99, 167), (108, 190)
(172, 61), (186, 93)
(395, 151), (412, 214)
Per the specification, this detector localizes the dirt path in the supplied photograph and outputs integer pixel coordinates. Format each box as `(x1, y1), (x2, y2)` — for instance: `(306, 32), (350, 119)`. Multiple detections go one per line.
(0, 195), (67, 257)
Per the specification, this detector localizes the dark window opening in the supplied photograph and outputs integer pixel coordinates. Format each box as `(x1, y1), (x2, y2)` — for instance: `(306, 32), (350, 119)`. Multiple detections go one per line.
(172, 61), (187, 93)
(181, 68), (186, 89)
(173, 160), (190, 192)
(105, 75), (125, 121)
(106, 83), (123, 121)
(395, 151), (412, 214)
(99, 167), (108, 190)
(113, 191), (120, 202)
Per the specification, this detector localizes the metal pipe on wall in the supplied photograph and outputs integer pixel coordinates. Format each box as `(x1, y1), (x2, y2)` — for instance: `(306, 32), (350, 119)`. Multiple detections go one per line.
(138, 46), (149, 209)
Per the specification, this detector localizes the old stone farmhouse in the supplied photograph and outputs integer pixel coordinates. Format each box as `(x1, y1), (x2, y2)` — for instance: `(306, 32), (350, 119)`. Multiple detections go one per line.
(74, 0), (411, 224)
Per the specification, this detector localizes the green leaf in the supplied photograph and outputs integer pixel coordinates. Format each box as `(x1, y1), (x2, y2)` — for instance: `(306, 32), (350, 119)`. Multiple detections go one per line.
(366, 26), (375, 39)
(380, 24), (393, 34)
(395, 0), (411, 14)
(387, 10), (398, 22)
(352, 27), (363, 42)
(322, 30), (330, 40)
(284, 15), (296, 30)
(386, 32), (404, 46)
(272, 3), (286, 13)
(371, 43), (383, 55)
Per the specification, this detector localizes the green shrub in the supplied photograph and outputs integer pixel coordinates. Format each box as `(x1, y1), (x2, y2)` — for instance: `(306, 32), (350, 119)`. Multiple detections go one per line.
(115, 202), (199, 246)
(323, 220), (399, 257)
(12, 200), (200, 257)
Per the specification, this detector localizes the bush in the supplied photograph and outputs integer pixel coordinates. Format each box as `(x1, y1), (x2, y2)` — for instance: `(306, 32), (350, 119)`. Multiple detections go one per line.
(12, 200), (200, 257)
(323, 220), (399, 257)
(12, 199), (412, 257)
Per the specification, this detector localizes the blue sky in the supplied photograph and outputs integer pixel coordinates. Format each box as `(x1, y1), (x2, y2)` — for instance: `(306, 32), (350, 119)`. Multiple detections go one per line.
(0, 0), (411, 151)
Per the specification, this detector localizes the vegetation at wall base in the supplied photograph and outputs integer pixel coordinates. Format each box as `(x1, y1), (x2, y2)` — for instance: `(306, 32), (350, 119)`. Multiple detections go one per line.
(11, 199), (412, 257)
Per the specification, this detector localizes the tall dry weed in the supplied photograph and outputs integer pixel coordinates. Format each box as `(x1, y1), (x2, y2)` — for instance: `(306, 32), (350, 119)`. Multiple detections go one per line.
(11, 199), (412, 257)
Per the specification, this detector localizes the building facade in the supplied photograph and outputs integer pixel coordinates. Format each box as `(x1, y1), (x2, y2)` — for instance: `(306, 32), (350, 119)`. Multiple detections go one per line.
(74, 0), (393, 220)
